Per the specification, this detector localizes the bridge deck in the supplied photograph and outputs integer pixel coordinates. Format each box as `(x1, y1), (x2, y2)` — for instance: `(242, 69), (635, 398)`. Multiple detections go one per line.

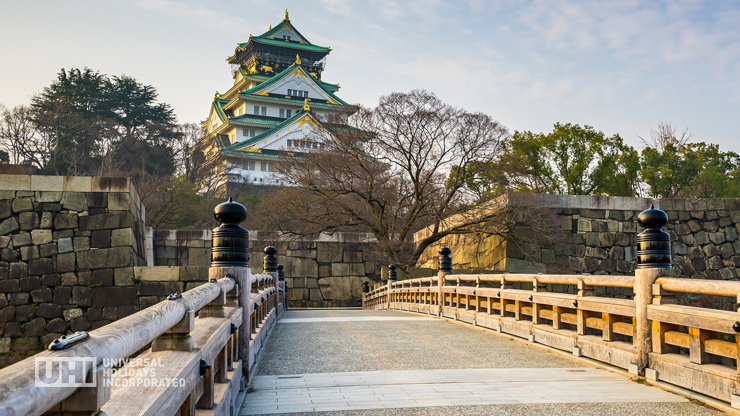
(242, 310), (722, 415)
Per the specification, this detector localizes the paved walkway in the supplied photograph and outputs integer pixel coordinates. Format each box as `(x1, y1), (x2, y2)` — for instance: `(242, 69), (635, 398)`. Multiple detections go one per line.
(242, 310), (723, 415)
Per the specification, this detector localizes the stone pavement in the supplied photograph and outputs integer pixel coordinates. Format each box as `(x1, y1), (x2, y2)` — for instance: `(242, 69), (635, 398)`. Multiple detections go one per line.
(242, 310), (723, 415)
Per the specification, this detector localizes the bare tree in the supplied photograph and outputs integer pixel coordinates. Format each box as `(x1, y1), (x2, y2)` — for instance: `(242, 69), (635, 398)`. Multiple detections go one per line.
(638, 121), (693, 151)
(175, 123), (205, 176)
(267, 90), (514, 268)
(0, 104), (52, 168)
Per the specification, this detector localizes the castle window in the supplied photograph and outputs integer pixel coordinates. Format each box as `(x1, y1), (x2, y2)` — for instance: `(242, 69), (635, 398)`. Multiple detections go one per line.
(288, 89), (292, 95)
(250, 129), (255, 137)
(261, 106), (266, 116)
(243, 129), (248, 136)
(248, 161), (255, 171)
(261, 162), (267, 172)
(286, 110), (292, 117)
(287, 140), (292, 146)
(279, 109), (285, 118)
(254, 106), (259, 115)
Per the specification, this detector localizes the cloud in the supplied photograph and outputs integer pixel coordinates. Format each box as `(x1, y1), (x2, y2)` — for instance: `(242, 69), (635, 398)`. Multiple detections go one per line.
(133, 0), (254, 34)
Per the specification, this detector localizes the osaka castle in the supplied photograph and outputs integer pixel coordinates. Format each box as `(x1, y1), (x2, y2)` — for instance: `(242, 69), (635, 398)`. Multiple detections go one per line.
(194, 10), (358, 193)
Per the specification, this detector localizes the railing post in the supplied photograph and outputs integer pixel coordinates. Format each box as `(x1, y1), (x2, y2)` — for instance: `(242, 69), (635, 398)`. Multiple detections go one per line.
(387, 264), (397, 309)
(633, 204), (672, 376)
(208, 197), (251, 383)
(438, 247), (452, 317)
(362, 280), (369, 309)
(263, 246), (279, 311)
(277, 264), (286, 312)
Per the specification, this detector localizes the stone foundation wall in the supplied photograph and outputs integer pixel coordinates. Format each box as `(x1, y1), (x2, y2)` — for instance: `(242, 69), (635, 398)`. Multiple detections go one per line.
(153, 230), (384, 308)
(416, 194), (740, 285)
(0, 175), (151, 367)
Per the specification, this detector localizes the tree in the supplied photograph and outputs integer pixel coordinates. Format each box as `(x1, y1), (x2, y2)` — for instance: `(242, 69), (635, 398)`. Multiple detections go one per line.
(264, 90), (514, 267)
(641, 142), (739, 198)
(0, 104), (50, 167)
(477, 123), (640, 197)
(30, 68), (179, 176)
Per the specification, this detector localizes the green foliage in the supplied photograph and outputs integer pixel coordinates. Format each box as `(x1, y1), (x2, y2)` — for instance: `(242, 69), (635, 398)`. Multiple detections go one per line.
(30, 67), (179, 175)
(641, 142), (740, 198)
(476, 123), (640, 197)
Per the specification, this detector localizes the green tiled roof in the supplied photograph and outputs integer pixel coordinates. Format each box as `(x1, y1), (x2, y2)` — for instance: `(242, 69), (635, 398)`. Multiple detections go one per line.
(241, 63), (349, 106)
(223, 109), (309, 152)
(242, 37), (330, 53)
(254, 19), (326, 49)
(212, 98), (229, 122)
(229, 115), (281, 126)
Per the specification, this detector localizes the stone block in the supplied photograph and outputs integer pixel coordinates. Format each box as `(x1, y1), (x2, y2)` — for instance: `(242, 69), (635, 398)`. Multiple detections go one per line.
(64, 176), (92, 192)
(31, 176), (63, 191)
(45, 318), (69, 333)
(35, 191), (62, 203)
(0, 236), (9, 248)
(72, 286), (91, 306)
(0, 175), (30, 191)
(73, 236), (90, 252)
(114, 267), (134, 286)
(92, 177), (130, 193)
(343, 251), (363, 263)
(0, 217), (19, 235)
(3, 322), (21, 337)
(577, 219), (592, 232)
(187, 248), (210, 266)
(107, 192), (131, 211)
(29, 258), (53, 275)
(318, 276), (364, 301)
(317, 244), (343, 263)
(0, 200), (10, 221)
(309, 288), (323, 301)
(111, 228), (133, 247)
(585, 233), (600, 247)
(91, 287), (137, 306)
(79, 212), (130, 231)
(179, 266), (208, 282)
(695, 231), (710, 246)
(31, 229), (53, 245)
(40, 273), (59, 286)
(10, 293), (29, 305)
(135, 266), (179, 281)
(71, 316), (90, 332)
(56, 252), (76, 273)
(726, 226), (738, 242)
(78, 270), (91, 286)
(11, 233), (32, 247)
(15, 304), (37, 322)
(286, 249), (317, 259)
(18, 212), (39, 231)
(704, 221), (719, 232)
(24, 317), (46, 337)
(9, 262), (27, 279)
(12, 197), (33, 213)
(61, 192), (87, 212)
(57, 237), (73, 254)
(349, 263), (365, 275)
(136, 282), (183, 297)
(20, 246), (39, 261)
(102, 306), (117, 321)
(331, 263), (350, 276)
(91, 229), (111, 248)
(77, 247), (134, 269)
(284, 256), (318, 278)
(30, 286), (52, 303)
(53, 213), (78, 230)
(91, 268), (113, 287)
(53, 286), (71, 304)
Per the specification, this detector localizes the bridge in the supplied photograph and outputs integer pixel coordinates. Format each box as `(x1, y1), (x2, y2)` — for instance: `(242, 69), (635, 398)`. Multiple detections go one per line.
(1, 202), (740, 415)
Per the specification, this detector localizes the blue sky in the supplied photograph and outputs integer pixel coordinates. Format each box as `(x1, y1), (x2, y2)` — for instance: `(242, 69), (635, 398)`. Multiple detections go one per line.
(1, 1), (739, 152)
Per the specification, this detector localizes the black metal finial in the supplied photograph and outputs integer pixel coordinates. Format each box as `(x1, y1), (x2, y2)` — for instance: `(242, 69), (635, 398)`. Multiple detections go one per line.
(211, 197), (249, 267)
(277, 264), (285, 281)
(388, 264), (397, 281)
(263, 246), (278, 272)
(636, 204), (671, 269)
(439, 246), (452, 273)
(362, 280), (370, 293)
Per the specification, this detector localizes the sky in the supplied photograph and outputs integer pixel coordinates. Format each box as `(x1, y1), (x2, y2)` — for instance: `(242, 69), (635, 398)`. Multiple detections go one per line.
(1, 0), (739, 153)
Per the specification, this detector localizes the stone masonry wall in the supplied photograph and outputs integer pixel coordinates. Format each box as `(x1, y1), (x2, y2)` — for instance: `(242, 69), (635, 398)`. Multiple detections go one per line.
(153, 230), (384, 308)
(416, 194), (740, 287)
(0, 175), (151, 366)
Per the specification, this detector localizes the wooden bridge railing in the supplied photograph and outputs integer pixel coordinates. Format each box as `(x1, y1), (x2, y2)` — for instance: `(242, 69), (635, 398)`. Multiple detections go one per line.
(365, 255), (740, 409)
(0, 200), (286, 416)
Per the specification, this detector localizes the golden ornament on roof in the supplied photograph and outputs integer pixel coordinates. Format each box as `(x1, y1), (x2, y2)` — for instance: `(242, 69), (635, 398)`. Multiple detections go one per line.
(303, 99), (310, 112)
(296, 54), (301, 65)
(285, 9), (289, 21)
(269, 24), (272, 30)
